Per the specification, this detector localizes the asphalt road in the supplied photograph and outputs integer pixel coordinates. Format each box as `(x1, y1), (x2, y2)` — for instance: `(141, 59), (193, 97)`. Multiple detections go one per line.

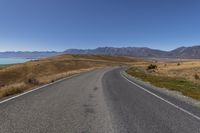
(0, 67), (200, 133)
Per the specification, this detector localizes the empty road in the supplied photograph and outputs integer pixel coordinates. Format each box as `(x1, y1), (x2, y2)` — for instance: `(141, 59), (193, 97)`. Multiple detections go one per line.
(0, 67), (200, 133)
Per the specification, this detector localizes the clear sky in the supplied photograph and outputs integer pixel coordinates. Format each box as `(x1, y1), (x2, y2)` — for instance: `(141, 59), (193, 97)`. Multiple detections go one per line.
(0, 0), (200, 51)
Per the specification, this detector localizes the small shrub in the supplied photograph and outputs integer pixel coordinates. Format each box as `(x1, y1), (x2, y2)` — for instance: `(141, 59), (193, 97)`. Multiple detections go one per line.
(147, 64), (157, 70)
(194, 74), (200, 80)
(26, 78), (40, 85)
(177, 62), (181, 66)
(0, 81), (5, 87)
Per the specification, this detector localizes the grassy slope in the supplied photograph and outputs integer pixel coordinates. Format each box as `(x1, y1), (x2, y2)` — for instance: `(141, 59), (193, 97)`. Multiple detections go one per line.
(0, 54), (137, 98)
(127, 67), (200, 100)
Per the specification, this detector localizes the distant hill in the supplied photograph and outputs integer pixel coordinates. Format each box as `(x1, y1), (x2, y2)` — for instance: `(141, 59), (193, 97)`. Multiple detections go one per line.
(64, 47), (167, 57)
(64, 46), (200, 59)
(166, 46), (200, 59)
(0, 45), (200, 59)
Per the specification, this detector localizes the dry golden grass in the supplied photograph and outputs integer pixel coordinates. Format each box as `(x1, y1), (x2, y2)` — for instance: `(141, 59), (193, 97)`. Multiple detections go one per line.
(0, 54), (138, 98)
(128, 59), (200, 100)
(0, 83), (27, 97)
(131, 59), (200, 83)
(158, 61), (200, 82)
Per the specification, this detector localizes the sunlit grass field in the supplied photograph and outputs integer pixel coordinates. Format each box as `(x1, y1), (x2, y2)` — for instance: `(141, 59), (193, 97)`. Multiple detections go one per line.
(127, 60), (200, 100)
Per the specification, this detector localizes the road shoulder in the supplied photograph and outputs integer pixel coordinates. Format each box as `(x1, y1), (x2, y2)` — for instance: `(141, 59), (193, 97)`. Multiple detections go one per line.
(121, 69), (200, 118)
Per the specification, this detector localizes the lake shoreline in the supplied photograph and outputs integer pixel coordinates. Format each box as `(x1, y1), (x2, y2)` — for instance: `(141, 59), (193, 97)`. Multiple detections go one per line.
(0, 58), (31, 65)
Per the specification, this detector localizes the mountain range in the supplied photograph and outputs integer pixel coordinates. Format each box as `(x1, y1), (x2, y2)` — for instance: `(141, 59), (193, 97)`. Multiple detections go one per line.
(0, 45), (200, 59)
(64, 45), (200, 59)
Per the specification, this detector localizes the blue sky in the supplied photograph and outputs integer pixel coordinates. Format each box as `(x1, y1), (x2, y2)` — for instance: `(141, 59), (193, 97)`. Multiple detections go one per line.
(0, 0), (200, 51)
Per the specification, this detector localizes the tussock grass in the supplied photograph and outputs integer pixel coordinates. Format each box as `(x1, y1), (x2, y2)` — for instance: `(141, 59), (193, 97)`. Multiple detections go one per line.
(127, 67), (200, 100)
(0, 83), (27, 97)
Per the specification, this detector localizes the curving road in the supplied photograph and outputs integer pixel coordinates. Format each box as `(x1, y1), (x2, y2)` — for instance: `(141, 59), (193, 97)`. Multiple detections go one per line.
(0, 67), (200, 133)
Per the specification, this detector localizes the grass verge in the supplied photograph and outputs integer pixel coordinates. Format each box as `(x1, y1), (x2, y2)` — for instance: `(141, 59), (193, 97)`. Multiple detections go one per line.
(127, 67), (200, 100)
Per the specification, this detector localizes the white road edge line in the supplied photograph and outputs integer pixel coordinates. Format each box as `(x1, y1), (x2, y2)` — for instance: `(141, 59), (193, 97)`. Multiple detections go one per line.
(120, 71), (200, 121)
(0, 74), (78, 104)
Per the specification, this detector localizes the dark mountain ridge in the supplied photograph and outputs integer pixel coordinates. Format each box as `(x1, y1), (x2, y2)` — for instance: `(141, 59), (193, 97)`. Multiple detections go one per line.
(64, 45), (200, 59)
(64, 47), (167, 57)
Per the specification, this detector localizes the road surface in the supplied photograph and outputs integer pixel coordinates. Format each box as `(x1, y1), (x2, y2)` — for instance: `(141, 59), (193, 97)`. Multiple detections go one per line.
(0, 67), (200, 133)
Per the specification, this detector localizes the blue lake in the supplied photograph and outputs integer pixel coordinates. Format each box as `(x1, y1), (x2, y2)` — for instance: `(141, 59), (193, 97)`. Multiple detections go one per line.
(0, 58), (31, 65)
